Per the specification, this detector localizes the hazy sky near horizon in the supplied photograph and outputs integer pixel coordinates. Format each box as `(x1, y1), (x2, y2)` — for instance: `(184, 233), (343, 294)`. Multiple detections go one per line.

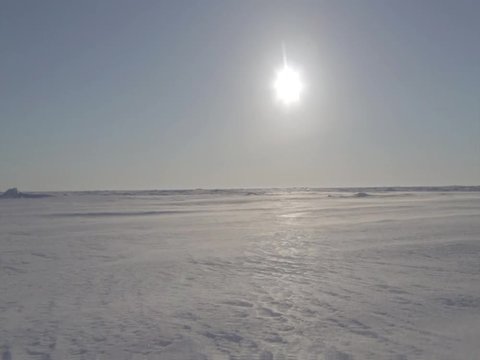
(1, 0), (479, 190)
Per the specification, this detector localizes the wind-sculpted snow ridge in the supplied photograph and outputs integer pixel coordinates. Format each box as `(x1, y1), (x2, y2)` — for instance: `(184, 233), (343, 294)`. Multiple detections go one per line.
(48, 210), (192, 218)
(1, 190), (480, 359)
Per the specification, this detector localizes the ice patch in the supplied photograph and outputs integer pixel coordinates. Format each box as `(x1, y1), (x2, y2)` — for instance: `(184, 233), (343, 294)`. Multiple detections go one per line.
(353, 192), (369, 198)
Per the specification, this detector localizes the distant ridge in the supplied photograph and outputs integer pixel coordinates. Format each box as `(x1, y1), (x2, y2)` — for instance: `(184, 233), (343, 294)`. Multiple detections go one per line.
(2, 186), (479, 197)
(25, 185), (480, 197)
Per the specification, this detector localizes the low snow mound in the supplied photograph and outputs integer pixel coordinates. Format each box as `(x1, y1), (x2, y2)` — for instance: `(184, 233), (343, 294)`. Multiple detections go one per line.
(328, 192), (371, 199)
(0, 188), (52, 199)
(2, 187), (20, 198)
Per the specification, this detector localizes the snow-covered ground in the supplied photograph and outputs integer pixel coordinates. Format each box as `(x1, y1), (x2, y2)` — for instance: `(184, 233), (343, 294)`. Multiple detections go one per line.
(1, 189), (479, 359)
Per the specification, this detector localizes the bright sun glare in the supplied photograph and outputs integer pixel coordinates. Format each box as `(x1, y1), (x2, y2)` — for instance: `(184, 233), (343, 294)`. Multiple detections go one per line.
(273, 64), (303, 106)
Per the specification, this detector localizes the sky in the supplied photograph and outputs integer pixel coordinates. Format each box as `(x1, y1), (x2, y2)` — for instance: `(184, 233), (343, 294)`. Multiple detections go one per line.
(1, 0), (479, 191)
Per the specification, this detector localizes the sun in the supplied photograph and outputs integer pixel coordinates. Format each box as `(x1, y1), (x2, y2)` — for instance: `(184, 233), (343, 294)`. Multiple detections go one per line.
(273, 64), (303, 106)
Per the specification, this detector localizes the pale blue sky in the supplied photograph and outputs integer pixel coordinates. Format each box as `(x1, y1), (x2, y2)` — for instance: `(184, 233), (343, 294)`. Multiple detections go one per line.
(1, 0), (479, 190)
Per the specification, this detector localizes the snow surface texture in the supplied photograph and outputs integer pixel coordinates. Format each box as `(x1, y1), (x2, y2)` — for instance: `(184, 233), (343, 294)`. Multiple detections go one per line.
(1, 189), (479, 359)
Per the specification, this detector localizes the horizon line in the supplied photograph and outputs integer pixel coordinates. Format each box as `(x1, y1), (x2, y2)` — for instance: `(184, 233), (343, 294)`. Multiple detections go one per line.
(4, 184), (480, 194)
